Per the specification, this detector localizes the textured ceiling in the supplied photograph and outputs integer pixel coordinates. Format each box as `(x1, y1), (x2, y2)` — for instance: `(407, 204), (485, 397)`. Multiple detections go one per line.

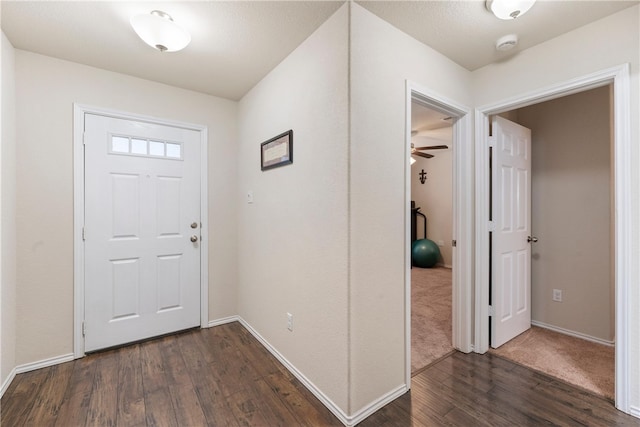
(0, 1), (344, 100)
(2, 1), (637, 101)
(356, 0), (638, 71)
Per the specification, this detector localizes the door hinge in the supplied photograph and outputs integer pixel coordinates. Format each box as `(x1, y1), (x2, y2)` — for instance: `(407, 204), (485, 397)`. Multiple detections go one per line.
(488, 221), (495, 232)
(488, 305), (495, 317)
(452, 240), (457, 247)
(82, 227), (86, 241)
(82, 321), (86, 337)
(488, 135), (495, 148)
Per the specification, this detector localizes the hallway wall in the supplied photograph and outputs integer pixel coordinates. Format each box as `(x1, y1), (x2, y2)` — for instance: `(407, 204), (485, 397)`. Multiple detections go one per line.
(13, 51), (238, 366)
(518, 86), (613, 342)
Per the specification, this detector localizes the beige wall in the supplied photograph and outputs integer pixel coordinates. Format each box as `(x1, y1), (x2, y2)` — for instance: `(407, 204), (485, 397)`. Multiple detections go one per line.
(1, 31), (17, 388)
(517, 86), (612, 342)
(350, 3), (472, 413)
(237, 5), (350, 412)
(14, 51), (238, 365)
(472, 4), (639, 410)
(411, 130), (453, 267)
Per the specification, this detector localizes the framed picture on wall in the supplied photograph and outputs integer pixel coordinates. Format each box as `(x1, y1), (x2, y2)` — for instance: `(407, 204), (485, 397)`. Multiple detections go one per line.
(261, 130), (293, 171)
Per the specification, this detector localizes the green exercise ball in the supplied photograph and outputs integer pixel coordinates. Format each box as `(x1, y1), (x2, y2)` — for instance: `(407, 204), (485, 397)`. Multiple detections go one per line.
(412, 239), (440, 268)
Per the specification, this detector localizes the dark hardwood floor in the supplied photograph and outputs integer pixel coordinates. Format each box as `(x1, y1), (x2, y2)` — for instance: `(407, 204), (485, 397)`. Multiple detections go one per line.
(2, 322), (638, 426)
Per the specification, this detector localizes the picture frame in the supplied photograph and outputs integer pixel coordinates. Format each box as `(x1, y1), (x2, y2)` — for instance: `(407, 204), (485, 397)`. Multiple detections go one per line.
(261, 130), (293, 171)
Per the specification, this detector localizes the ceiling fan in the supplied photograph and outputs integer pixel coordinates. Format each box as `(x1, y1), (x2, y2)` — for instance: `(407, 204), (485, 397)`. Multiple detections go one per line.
(410, 130), (448, 159)
(411, 143), (449, 159)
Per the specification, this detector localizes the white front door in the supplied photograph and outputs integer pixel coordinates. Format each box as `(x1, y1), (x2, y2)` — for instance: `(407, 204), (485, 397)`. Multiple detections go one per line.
(84, 114), (201, 352)
(491, 116), (532, 348)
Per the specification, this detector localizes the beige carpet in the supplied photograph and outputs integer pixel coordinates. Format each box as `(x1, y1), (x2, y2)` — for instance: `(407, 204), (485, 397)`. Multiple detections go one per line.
(411, 266), (454, 374)
(491, 326), (615, 401)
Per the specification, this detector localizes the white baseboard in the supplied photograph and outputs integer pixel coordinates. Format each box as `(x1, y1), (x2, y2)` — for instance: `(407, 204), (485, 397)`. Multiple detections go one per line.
(1, 352), (75, 398)
(348, 384), (408, 426)
(531, 320), (614, 347)
(207, 315), (240, 328)
(236, 317), (352, 425)
(629, 406), (640, 418)
(15, 353), (75, 374)
(235, 317), (408, 426)
(0, 367), (17, 399)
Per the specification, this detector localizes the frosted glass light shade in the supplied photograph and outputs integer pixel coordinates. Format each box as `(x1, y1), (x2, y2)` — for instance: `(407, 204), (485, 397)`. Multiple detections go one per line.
(130, 10), (191, 52)
(410, 157), (417, 166)
(486, 0), (536, 20)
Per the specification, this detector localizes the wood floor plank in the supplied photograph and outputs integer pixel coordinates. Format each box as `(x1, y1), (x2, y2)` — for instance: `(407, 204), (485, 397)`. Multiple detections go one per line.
(263, 372), (342, 427)
(179, 331), (239, 426)
(412, 367), (517, 427)
(2, 368), (48, 425)
(54, 355), (98, 427)
(159, 335), (208, 426)
(464, 352), (629, 426)
(139, 339), (179, 427)
(85, 347), (120, 427)
(24, 361), (75, 426)
(116, 344), (146, 427)
(227, 387), (272, 426)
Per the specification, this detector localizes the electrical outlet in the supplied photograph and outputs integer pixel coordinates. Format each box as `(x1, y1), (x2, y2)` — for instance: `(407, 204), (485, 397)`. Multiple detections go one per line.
(552, 289), (562, 302)
(247, 190), (253, 204)
(287, 313), (293, 331)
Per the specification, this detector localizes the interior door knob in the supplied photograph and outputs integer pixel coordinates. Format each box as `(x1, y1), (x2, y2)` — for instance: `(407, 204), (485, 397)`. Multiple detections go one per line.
(190, 235), (198, 242)
(527, 236), (538, 243)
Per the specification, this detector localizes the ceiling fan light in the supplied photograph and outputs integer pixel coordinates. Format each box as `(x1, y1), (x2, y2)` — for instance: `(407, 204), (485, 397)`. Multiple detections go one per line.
(410, 157), (417, 166)
(486, 0), (536, 20)
(130, 10), (191, 52)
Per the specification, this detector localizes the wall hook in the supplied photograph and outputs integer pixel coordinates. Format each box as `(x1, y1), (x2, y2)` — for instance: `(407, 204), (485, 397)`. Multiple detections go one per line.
(419, 169), (427, 184)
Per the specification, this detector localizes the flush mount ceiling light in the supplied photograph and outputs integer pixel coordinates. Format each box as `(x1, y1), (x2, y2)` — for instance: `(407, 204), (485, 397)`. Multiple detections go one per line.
(130, 10), (191, 52)
(486, 0), (536, 20)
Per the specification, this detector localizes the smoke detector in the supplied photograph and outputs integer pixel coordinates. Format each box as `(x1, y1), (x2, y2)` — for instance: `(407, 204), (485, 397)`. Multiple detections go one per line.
(496, 34), (518, 51)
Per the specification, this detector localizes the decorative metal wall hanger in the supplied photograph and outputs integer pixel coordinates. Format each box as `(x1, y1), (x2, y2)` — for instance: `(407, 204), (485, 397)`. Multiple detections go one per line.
(419, 169), (427, 184)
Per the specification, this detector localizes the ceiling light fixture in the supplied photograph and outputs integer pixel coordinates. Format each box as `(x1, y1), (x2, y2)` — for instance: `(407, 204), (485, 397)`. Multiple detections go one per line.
(410, 157), (417, 166)
(486, 0), (536, 20)
(130, 10), (191, 52)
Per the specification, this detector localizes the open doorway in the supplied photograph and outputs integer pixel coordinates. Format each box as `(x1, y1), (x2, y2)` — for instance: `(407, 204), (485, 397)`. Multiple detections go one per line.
(410, 102), (454, 374)
(475, 64), (633, 412)
(488, 85), (615, 400)
(404, 83), (473, 387)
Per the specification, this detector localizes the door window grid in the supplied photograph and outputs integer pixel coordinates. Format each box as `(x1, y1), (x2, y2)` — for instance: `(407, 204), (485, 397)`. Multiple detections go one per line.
(110, 135), (183, 160)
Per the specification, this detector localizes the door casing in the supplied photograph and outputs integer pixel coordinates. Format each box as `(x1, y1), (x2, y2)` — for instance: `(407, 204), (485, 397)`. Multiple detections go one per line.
(405, 81), (473, 388)
(73, 104), (209, 358)
(474, 64), (632, 412)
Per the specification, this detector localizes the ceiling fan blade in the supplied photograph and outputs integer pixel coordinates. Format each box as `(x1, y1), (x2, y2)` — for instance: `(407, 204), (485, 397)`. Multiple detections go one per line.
(413, 152), (434, 159)
(414, 145), (448, 151)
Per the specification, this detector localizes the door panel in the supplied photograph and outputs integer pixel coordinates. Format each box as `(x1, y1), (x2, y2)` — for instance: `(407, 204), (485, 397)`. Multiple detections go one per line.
(491, 116), (532, 348)
(84, 114), (200, 352)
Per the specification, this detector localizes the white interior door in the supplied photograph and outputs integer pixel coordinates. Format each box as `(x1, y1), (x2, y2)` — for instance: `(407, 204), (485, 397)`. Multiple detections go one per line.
(84, 114), (201, 352)
(491, 116), (532, 348)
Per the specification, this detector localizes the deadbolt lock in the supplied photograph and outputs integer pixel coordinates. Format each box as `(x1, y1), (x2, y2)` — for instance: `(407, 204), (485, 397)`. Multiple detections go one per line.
(191, 222), (198, 229)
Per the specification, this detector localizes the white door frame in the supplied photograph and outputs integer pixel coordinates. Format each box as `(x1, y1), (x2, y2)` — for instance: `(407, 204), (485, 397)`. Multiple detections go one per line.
(73, 104), (209, 358)
(474, 64), (631, 412)
(405, 81), (473, 387)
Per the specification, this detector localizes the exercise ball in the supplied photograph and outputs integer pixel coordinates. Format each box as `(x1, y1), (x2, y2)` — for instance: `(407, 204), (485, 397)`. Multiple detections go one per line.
(412, 239), (440, 268)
